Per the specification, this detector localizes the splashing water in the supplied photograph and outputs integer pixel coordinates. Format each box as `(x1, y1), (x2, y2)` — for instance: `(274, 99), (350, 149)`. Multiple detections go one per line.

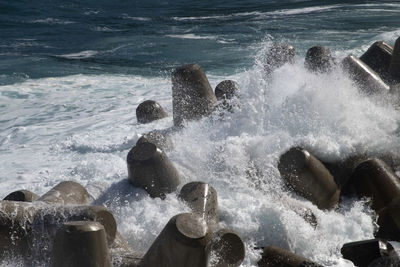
(2, 39), (400, 266)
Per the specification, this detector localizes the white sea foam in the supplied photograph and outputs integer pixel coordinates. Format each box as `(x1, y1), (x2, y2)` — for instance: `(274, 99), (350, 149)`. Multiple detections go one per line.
(121, 14), (151, 21)
(171, 15), (233, 21)
(267, 5), (340, 16)
(1, 46), (400, 266)
(165, 34), (217, 40)
(31, 18), (75, 25)
(171, 6), (339, 22)
(56, 50), (99, 59)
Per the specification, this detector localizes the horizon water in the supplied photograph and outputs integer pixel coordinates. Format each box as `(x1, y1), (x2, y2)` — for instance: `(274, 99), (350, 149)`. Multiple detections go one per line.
(1, 0), (400, 266)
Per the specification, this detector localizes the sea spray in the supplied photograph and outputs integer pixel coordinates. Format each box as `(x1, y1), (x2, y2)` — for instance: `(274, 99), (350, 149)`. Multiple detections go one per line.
(1, 45), (400, 266)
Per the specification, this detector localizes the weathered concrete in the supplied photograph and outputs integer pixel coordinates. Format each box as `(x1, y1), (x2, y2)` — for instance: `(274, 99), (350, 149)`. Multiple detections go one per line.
(305, 46), (334, 73)
(0, 201), (117, 258)
(367, 255), (400, 266)
(264, 43), (296, 75)
(322, 155), (368, 196)
(36, 181), (90, 205)
(179, 181), (218, 226)
(258, 245), (322, 267)
(389, 36), (400, 83)
(278, 147), (340, 210)
(215, 80), (240, 101)
(127, 142), (181, 198)
(350, 158), (400, 212)
(207, 229), (245, 267)
(140, 213), (212, 267)
(360, 41), (393, 84)
(136, 130), (173, 152)
(341, 239), (395, 267)
(342, 54), (390, 95)
(172, 64), (217, 126)
(50, 221), (111, 267)
(136, 100), (168, 124)
(109, 232), (143, 267)
(3, 190), (39, 202)
(376, 197), (400, 241)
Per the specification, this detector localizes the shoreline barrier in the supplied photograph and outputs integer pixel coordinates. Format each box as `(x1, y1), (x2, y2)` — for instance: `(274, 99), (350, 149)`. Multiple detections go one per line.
(179, 181), (219, 227)
(136, 130), (174, 152)
(341, 239), (396, 267)
(376, 197), (400, 241)
(172, 64), (217, 127)
(360, 41), (393, 84)
(215, 80), (240, 101)
(136, 100), (168, 124)
(389, 36), (400, 83)
(3, 190), (39, 202)
(36, 181), (90, 205)
(258, 245), (322, 267)
(350, 158), (400, 212)
(127, 142), (181, 198)
(305, 45), (335, 73)
(140, 213), (212, 267)
(278, 147), (340, 210)
(342, 54), (390, 95)
(50, 221), (111, 267)
(207, 229), (245, 267)
(0, 201), (117, 258)
(264, 43), (296, 76)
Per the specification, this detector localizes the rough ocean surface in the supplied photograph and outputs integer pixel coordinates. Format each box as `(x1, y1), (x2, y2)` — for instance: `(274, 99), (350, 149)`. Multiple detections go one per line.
(1, 0), (400, 266)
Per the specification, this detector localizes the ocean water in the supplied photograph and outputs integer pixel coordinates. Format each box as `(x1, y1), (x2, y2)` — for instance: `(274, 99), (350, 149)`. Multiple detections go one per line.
(1, 0), (400, 266)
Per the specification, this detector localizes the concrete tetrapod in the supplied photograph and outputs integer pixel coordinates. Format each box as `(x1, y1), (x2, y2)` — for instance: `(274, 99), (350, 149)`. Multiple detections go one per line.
(172, 64), (217, 127)
(136, 100), (168, 124)
(367, 255), (400, 266)
(389, 36), (400, 83)
(0, 201), (117, 258)
(305, 46), (335, 73)
(376, 197), (400, 241)
(136, 130), (174, 152)
(215, 80), (240, 101)
(264, 43), (296, 76)
(207, 229), (245, 267)
(341, 239), (395, 267)
(360, 41), (393, 84)
(50, 221), (111, 267)
(109, 232), (143, 267)
(342, 54), (390, 95)
(258, 246), (322, 267)
(278, 147), (340, 210)
(36, 181), (90, 205)
(215, 80), (240, 112)
(127, 142), (181, 198)
(179, 181), (218, 226)
(322, 155), (368, 196)
(140, 213), (212, 267)
(350, 158), (400, 212)
(3, 190), (39, 202)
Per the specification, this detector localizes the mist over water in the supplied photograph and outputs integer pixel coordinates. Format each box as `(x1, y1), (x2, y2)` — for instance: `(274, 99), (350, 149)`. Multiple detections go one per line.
(1, 0), (400, 266)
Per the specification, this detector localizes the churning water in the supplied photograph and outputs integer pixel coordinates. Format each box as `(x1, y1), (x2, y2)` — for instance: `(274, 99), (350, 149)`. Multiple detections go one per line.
(1, 0), (400, 266)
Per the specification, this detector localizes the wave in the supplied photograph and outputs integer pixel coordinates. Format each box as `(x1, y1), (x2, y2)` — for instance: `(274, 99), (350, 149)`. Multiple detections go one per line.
(171, 14), (233, 21)
(31, 18), (75, 25)
(121, 14), (151, 21)
(165, 34), (217, 40)
(267, 5), (340, 16)
(55, 50), (99, 59)
(171, 5), (340, 22)
(90, 26), (125, 32)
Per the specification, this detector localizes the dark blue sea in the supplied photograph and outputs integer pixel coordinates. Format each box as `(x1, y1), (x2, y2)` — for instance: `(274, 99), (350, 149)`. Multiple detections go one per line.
(1, 1), (400, 266)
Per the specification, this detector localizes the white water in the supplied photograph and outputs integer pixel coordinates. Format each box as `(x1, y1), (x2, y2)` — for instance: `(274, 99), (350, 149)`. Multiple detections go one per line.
(1, 48), (400, 266)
